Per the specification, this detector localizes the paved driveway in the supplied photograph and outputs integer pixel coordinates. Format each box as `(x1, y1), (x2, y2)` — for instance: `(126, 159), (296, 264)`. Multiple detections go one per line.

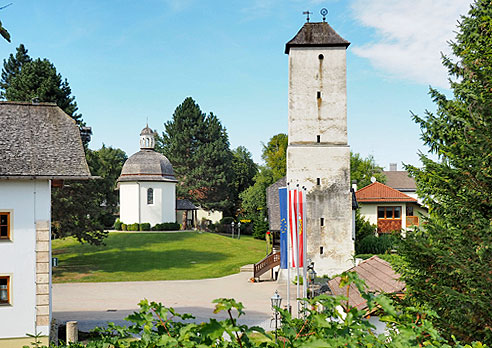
(53, 272), (296, 332)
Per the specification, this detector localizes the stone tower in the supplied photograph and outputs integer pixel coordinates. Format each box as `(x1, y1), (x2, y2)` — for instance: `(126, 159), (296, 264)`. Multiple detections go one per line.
(285, 21), (354, 276)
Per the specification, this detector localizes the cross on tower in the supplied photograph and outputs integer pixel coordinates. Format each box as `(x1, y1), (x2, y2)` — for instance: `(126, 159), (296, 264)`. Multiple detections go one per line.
(302, 11), (312, 22)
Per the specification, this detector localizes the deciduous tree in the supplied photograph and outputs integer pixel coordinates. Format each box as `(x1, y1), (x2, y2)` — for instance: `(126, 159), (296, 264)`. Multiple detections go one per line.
(350, 152), (385, 188)
(398, 0), (492, 342)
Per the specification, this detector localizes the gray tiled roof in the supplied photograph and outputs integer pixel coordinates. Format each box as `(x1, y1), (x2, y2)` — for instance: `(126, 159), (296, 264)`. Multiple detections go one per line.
(176, 199), (197, 210)
(285, 22), (350, 54)
(383, 171), (416, 191)
(118, 150), (177, 183)
(0, 101), (91, 179)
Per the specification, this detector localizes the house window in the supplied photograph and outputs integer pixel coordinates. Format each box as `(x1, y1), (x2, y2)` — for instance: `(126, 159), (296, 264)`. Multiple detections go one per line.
(377, 206), (402, 233)
(147, 188), (154, 205)
(0, 212), (10, 240)
(0, 276), (9, 304)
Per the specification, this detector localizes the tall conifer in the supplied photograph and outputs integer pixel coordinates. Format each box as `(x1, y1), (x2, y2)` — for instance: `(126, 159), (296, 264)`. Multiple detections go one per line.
(399, 0), (492, 342)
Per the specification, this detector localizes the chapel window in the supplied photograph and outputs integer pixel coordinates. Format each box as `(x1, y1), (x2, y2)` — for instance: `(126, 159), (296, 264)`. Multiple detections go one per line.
(147, 188), (154, 205)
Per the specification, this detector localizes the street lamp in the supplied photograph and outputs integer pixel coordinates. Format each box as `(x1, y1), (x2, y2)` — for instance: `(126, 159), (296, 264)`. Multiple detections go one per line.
(271, 290), (282, 342)
(237, 221), (241, 239)
(231, 221), (235, 238)
(307, 261), (316, 298)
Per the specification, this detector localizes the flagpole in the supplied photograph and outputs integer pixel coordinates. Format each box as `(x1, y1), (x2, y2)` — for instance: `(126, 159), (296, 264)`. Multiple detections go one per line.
(296, 183), (300, 317)
(286, 183), (291, 313)
(302, 186), (308, 300)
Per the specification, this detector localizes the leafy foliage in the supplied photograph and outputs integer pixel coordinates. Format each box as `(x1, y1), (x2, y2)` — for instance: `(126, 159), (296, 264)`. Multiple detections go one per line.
(1, 44), (82, 124)
(36, 273), (485, 347)
(398, 0), (492, 343)
(354, 209), (376, 253)
(356, 234), (398, 255)
(262, 133), (287, 181)
(52, 146), (127, 244)
(350, 151), (386, 188)
(156, 97), (233, 212)
(230, 146), (258, 214)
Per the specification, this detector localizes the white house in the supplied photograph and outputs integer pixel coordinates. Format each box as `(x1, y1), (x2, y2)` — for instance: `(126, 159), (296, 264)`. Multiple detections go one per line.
(0, 101), (92, 346)
(118, 125), (177, 226)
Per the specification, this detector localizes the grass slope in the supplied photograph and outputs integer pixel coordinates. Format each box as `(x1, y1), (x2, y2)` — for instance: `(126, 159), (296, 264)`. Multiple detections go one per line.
(52, 232), (266, 283)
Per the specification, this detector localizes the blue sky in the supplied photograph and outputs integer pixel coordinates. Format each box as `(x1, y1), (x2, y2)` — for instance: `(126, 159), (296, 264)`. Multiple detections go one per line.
(0, 0), (472, 169)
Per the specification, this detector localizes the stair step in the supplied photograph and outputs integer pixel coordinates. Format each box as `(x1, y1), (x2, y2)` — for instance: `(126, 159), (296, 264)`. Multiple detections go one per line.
(240, 264), (254, 272)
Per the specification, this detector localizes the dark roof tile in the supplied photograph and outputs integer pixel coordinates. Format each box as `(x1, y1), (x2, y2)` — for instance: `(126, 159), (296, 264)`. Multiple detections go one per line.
(285, 22), (350, 54)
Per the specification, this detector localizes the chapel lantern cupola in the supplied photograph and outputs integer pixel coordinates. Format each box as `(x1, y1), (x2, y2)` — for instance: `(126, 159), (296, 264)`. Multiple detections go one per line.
(140, 124), (155, 150)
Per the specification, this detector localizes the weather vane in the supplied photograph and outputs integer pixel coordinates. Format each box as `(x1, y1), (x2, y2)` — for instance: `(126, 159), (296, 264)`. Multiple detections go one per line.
(320, 8), (328, 22)
(303, 11), (312, 22)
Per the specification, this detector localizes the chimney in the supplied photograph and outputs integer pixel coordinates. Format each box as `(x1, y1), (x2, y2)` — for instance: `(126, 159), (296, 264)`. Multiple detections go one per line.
(389, 163), (397, 171)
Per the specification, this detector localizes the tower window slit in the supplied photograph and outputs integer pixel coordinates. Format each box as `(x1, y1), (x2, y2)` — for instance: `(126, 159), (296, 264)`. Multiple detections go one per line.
(317, 135), (320, 143)
(317, 91), (321, 99)
(320, 246), (324, 255)
(317, 178), (320, 185)
(320, 217), (324, 226)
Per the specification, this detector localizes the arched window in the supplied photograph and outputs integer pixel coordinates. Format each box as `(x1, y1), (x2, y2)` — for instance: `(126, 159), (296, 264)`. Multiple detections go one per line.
(147, 188), (154, 205)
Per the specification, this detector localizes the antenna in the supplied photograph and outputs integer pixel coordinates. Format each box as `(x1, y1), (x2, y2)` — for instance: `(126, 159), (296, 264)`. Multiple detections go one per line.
(302, 11), (312, 22)
(320, 8), (328, 22)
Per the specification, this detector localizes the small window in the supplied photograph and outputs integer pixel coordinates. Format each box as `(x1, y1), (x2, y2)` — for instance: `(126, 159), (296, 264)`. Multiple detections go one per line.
(320, 218), (324, 226)
(318, 54), (324, 60)
(317, 135), (320, 143)
(320, 246), (324, 254)
(316, 178), (320, 185)
(147, 188), (154, 205)
(378, 206), (402, 220)
(0, 276), (9, 304)
(317, 91), (321, 99)
(406, 206), (414, 216)
(394, 207), (401, 219)
(0, 213), (10, 240)
(378, 207), (385, 219)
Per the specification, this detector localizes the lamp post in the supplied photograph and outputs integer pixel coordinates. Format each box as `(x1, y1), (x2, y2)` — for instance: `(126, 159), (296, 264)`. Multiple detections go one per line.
(271, 290), (282, 342)
(231, 221), (235, 238)
(237, 221), (241, 239)
(307, 261), (316, 298)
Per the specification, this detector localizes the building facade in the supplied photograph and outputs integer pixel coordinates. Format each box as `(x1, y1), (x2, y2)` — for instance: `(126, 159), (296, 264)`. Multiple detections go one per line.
(118, 125), (177, 226)
(0, 101), (91, 346)
(285, 21), (354, 275)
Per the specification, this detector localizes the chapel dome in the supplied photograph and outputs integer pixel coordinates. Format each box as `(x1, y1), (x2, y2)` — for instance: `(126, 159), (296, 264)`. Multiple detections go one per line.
(118, 150), (177, 182)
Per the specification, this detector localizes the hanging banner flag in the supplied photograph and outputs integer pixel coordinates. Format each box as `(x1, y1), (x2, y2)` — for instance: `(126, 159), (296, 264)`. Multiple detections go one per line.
(297, 188), (304, 268)
(278, 187), (288, 269)
(288, 187), (298, 268)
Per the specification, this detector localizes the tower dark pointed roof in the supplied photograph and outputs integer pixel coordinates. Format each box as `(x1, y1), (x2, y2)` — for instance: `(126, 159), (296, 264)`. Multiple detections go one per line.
(285, 22), (350, 54)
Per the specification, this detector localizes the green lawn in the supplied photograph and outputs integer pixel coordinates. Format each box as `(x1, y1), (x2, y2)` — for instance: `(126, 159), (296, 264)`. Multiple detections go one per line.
(52, 232), (266, 283)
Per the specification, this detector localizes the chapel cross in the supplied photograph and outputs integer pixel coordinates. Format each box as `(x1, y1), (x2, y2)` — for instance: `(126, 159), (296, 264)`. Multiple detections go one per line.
(303, 11), (312, 22)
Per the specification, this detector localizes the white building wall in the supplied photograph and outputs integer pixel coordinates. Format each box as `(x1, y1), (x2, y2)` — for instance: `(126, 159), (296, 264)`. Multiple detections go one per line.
(0, 180), (51, 338)
(119, 182), (140, 224)
(139, 181), (176, 225)
(196, 208), (222, 224)
(120, 181), (176, 226)
(287, 45), (354, 276)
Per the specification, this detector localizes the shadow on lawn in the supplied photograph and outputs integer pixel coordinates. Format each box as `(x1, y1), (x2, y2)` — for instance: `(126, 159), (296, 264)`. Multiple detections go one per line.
(53, 248), (228, 279)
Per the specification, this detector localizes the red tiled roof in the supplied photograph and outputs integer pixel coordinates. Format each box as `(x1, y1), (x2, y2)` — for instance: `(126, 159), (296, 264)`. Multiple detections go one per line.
(327, 256), (405, 311)
(355, 182), (416, 202)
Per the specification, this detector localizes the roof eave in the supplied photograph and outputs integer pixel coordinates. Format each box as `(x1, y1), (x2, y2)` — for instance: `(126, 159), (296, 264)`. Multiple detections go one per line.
(0, 175), (99, 180)
(285, 42), (350, 54)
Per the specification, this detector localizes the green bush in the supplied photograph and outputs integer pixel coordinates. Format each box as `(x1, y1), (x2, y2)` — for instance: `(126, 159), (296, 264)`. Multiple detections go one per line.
(121, 223), (127, 231)
(357, 234), (397, 254)
(113, 218), (122, 231)
(152, 222), (180, 231)
(220, 216), (234, 224)
(139, 223), (151, 231)
(32, 272), (485, 348)
(128, 223), (140, 231)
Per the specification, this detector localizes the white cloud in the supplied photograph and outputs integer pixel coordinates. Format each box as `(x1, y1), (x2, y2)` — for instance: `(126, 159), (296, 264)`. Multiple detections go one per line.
(351, 0), (472, 88)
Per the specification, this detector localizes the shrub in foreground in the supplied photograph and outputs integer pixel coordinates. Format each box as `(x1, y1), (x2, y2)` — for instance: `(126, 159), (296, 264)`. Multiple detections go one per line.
(33, 272), (485, 348)
(152, 222), (180, 231)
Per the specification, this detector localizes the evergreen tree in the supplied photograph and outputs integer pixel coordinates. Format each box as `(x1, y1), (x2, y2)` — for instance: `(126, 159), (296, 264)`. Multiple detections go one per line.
(1, 44), (82, 124)
(0, 44), (30, 98)
(157, 97), (233, 211)
(398, 0), (492, 343)
(229, 146), (258, 215)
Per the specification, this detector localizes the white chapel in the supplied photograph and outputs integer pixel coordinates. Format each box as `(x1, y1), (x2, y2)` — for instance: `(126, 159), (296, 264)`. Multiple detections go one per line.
(118, 125), (177, 225)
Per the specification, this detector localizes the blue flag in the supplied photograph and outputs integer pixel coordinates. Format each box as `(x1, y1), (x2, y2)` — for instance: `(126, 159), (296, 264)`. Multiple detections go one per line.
(279, 187), (288, 269)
